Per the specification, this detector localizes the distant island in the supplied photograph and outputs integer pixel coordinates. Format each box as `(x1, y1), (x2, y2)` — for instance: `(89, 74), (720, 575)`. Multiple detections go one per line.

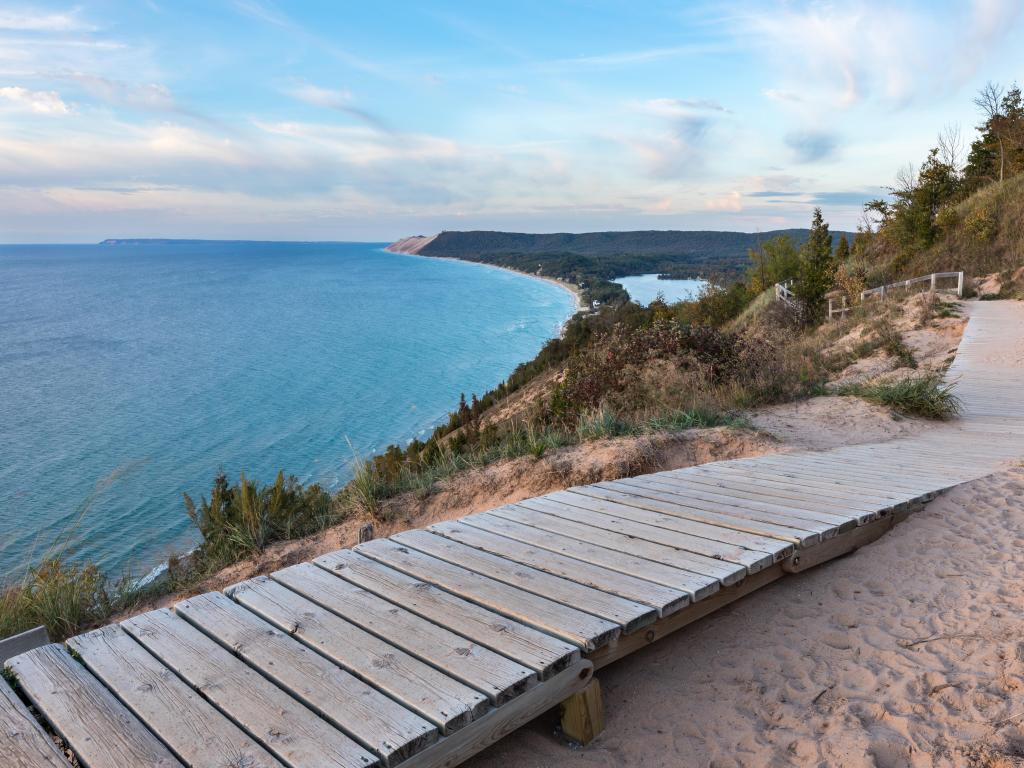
(387, 228), (854, 305)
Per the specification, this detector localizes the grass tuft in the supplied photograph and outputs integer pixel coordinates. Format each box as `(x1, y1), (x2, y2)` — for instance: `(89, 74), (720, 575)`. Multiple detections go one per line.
(837, 374), (962, 419)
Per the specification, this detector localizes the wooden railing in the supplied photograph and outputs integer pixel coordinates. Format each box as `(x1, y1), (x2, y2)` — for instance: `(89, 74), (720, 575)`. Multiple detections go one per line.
(775, 280), (797, 308)
(827, 271), (964, 321)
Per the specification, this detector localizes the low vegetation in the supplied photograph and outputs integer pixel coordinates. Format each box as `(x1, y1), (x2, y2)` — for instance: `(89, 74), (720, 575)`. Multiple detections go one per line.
(835, 375), (963, 420)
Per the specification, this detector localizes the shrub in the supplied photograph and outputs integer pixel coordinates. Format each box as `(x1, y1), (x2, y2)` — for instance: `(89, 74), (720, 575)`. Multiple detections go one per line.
(0, 559), (136, 642)
(963, 204), (998, 243)
(184, 471), (337, 567)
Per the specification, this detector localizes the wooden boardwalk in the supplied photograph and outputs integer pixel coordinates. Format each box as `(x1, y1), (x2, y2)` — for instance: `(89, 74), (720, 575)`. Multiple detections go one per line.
(4, 301), (1024, 768)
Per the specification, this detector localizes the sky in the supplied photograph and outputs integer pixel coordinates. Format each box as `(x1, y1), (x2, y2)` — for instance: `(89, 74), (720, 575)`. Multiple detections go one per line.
(1, 1), (1023, 243)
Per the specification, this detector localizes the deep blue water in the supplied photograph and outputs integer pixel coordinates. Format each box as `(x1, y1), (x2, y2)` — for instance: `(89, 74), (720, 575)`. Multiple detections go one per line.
(613, 274), (707, 305)
(0, 242), (574, 581)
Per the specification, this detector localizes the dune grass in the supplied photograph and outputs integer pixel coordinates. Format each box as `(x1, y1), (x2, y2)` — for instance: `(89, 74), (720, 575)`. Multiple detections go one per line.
(836, 374), (963, 420)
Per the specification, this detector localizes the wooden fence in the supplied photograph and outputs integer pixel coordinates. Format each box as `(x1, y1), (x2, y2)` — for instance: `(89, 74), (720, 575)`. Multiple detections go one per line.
(827, 271), (964, 320)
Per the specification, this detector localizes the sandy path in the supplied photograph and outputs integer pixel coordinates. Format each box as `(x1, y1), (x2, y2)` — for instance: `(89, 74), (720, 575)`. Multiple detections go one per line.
(466, 467), (1024, 768)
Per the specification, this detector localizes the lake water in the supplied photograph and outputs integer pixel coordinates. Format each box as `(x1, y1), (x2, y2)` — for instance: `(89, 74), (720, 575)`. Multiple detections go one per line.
(613, 274), (707, 305)
(0, 241), (575, 582)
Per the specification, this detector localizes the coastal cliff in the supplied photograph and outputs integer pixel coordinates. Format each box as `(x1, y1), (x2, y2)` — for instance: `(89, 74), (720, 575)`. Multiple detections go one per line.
(385, 234), (438, 255)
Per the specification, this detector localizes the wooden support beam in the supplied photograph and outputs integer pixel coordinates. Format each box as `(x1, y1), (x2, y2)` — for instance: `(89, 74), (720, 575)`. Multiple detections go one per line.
(560, 679), (604, 746)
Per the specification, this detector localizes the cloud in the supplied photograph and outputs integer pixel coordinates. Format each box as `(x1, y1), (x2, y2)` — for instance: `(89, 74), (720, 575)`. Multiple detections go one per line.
(785, 131), (839, 163)
(747, 190), (802, 198)
(65, 74), (176, 111)
(738, 0), (1022, 109)
(646, 97), (729, 115)
(544, 44), (720, 69)
(0, 85), (69, 114)
(0, 9), (90, 31)
(287, 83), (387, 130)
(763, 88), (802, 103)
(706, 191), (743, 212)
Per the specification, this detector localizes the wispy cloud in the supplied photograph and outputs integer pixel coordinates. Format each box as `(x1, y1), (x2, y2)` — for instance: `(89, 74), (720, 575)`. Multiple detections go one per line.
(785, 131), (840, 163)
(545, 44), (721, 69)
(287, 83), (388, 130)
(739, 0), (1023, 109)
(0, 8), (91, 32)
(0, 85), (69, 114)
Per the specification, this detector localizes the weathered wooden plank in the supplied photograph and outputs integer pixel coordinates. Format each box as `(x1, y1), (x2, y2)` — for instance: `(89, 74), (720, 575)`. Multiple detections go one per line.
(543, 489), (793, 560)
(750, 455), (951, 490)
(277, 560), (546, 695)
(590, 481), (845, 537)
(227, 576), (488, 734)
(668, 465), (902, 509)
(518, 498), (750, 580)
(356, 538), (620, 651)
(677, 461), (915, 501)
(611, 476), (863, 528)
(6, 643), (181, 768)
(391, 529), (657, 631)
(624, 474), (878, 525)
(520, 496), (774, 573)
(490, 504), (746, 586)
(430, 519), (691, 616)
(567, 485), (822, 546)
(727, 456), (945, 495)
(67, 624), (283, 768)
(122, 609), (378, 768)
(0, 670), (69, 768)
(396, 659), (594, 768)
(0, 626), (50, 665)
(176, 592), (437, 765)
(461, 513), (719, 602)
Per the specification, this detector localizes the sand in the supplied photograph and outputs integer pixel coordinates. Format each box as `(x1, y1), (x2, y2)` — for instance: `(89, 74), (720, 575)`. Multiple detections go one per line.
(464, 466), (1024, 768)
(749, 396), (928, 451)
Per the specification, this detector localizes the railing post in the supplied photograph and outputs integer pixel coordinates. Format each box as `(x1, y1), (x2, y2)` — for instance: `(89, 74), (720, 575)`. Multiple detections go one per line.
(828, 297), (833, 320)
(957, 271), (964, 297)
(930, 273), (937, 291)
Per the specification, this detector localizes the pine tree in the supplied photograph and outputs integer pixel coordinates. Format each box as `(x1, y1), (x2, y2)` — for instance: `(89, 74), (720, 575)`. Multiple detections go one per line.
(835, 234), (850, 264)
(794, 207), (835, 319)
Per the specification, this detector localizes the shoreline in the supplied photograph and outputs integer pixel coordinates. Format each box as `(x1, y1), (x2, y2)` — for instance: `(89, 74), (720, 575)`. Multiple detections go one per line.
(135, 252), (582, 589)
(383, 245), (586, 328)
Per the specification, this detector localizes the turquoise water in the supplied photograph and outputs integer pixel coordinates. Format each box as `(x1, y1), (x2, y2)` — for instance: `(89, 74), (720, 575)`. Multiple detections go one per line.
(613, 274), (707, 305)
(0, 241), (574, 582)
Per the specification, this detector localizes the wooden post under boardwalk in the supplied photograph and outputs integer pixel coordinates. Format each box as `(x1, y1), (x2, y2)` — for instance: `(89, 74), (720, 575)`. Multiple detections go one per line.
(560, 678), (604, 745)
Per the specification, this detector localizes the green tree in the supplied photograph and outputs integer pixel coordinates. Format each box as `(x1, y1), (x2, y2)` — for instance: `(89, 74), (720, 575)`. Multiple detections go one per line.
(835, 234), (850, 264)
(746, 235), (800, 293)
(794, 207), (835, 319)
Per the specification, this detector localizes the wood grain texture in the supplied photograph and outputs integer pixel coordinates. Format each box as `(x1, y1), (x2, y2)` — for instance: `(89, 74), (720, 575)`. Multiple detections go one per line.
(7, 643), (181, 768)
(175, 592), (437, 765)
(429, 519), (691, 616)
(355, 538), (620, 651)
(122, 609), (378, 768)
(460, 512), (719, 602)
(395, 660), (593, 768)
(543, 489), (794, 560)
(571, 484), (826, 545)
(310, 552), (579, 679)
(227, 575), (488, 734)
(493, 502), (746, 586)
(67, 623), (283, 768)
(606, 477), (858, 529)
(390, 529), (657, 631)
(534, 492), (779, 570)
(0, 670), (70, 768)
(276, 560), (541, 698)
